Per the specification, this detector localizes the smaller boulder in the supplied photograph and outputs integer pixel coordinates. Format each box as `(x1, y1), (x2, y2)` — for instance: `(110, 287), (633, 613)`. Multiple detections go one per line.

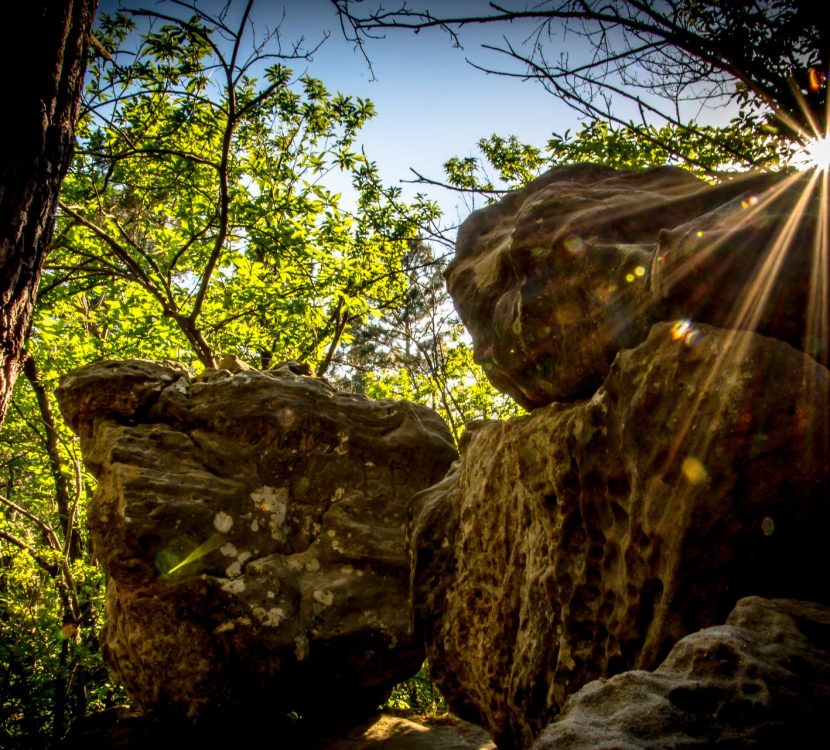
(532, 597), (830, 749)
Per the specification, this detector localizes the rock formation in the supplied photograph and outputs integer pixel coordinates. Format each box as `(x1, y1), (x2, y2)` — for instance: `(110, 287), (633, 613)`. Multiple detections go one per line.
(447, 165), (824, 409)
(56, 360), (457, 728)
(413, 166), (830, 749)
(55, 165), (829, 747)
(531, 597), (830, 749)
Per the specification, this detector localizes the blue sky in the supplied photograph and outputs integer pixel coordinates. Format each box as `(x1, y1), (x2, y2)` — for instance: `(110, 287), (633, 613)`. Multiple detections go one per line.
(271, 0), (582, 220)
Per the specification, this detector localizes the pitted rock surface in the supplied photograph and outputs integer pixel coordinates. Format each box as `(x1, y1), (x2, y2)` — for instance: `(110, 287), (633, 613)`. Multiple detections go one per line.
(532, 597), (830, 749)
(56, 360), (457, 726)
(410, 322), (830, 749)
(447, 165), (824, 408)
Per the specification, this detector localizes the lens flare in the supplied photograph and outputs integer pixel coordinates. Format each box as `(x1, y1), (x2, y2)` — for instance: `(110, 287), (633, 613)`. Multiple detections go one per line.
(793, 135), (830, 171)
(681, 456), (708, 485)
(159, 533), (224, 576)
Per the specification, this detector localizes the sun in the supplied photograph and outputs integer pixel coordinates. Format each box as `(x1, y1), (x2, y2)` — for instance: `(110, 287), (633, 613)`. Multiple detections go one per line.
(794, 135), (830, 171)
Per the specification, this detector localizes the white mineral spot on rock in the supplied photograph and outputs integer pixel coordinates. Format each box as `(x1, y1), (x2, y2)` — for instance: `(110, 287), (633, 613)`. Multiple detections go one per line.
(365, 461), (375, 467)
(221, 578), (245, 594)
(339, 565), (354, 574)
(332, 487), (345, 502)
(250, 519), (259, 532)
(237, 550), (252, 565)
(220, 542), (237, 557)
(251, 485), (277, 511)
(295, 634), (309, 661)
(253, 606), (285, 627)
(266, 590), (275, 599)
(336, 432), (349, 454)
(213, 511), (233, 533)
(225, 561), (242, 578)
(327, 529), (336, 538)
(214, 621), (236, 633)
(305, 558), (320, 572)
(313, 589), (334, 606)
(272, 499), (287, 526)
(287, 558), (302, 571)
(251, 486), (290, 540)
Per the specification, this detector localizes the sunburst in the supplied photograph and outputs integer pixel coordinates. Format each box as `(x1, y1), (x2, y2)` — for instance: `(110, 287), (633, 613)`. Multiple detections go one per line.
(796, 135), (830, 171)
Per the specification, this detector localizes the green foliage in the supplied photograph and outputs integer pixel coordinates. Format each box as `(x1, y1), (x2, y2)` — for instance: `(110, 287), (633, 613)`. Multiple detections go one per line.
(384, 662), (449, 716)
(545, 120), (790, 174)
(444, 118), (792, 203)
(54, 7), (439, 372)
(342, 241), (522, 441)
(1, 367), (125, 748)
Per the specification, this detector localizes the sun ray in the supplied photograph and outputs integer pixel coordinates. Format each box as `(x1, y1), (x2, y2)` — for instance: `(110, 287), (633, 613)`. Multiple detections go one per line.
(652, 167), (826, 492)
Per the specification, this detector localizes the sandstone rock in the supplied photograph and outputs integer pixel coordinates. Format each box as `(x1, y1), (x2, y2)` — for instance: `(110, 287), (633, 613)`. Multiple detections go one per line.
(410, 322), (830, 749)
(447, 165), (823, 408)
(56, 360), (457, 727)
(531, 597), (830, 749)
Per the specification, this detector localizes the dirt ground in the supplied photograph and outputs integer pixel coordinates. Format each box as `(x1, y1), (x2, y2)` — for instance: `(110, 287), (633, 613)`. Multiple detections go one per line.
(320, 713), (497, 750)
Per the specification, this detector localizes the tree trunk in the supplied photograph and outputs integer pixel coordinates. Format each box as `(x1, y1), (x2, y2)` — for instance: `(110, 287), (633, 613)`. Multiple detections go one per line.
(0, 0), (98, 426)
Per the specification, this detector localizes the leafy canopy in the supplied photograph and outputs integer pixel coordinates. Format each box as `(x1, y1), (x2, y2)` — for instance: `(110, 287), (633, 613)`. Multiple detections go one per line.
(51, 5), (439, 374)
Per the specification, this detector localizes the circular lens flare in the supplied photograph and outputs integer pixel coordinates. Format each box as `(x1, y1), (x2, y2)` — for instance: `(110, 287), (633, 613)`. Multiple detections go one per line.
(794, 135), (830, 171)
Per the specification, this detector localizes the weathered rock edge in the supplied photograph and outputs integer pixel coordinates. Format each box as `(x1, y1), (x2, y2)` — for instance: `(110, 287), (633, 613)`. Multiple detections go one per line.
(409, 322), (830, 749)
(57, 359), (458, 726)
(531, 596), (830, 749)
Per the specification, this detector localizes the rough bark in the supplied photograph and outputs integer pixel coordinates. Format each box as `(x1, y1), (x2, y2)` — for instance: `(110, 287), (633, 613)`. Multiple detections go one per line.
(0, 0), (97, 425)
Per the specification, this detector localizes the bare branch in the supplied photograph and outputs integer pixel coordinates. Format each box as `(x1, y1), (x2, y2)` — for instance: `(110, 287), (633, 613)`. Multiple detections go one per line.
(405, 167), (512, 195)
(0, 493), (62, 553)
(331, 0), (826, 151)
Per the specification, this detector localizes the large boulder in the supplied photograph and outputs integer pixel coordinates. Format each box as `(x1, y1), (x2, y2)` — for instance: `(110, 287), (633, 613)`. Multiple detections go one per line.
(56, 360), (458, 727)
(532, 597), (830, 749)
(410, 322), (830, 749)
(447, 165), (824, 408)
